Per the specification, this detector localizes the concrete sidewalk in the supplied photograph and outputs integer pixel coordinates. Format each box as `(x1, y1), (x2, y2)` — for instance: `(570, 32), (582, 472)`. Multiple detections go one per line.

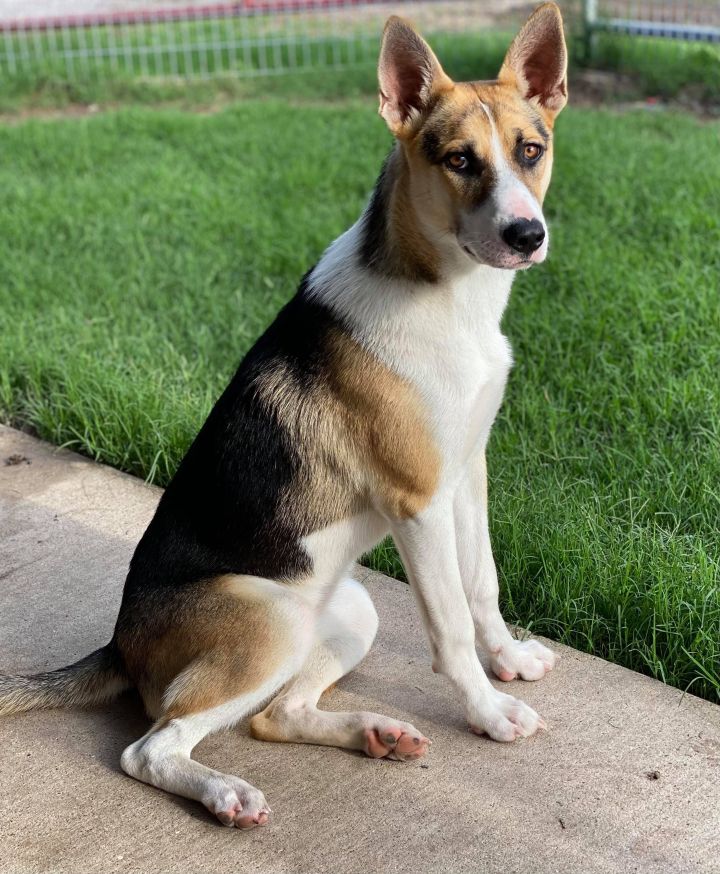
(1, 424), (718, 874)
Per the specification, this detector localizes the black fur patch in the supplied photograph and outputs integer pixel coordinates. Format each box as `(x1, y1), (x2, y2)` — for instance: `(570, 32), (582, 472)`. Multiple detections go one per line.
(359, 155), (392, 276)
(116, 273), (347, 627)
(532, 114), (550, 143)
(421, 129), (443, 164)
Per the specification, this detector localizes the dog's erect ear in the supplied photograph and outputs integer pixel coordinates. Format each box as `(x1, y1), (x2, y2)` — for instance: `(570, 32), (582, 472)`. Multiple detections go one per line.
(498, 2), (568, 118)
(378, 17), (453, 137)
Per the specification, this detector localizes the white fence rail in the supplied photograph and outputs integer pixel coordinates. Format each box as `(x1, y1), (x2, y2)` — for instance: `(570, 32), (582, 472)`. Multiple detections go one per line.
(584, 0), (720, 45)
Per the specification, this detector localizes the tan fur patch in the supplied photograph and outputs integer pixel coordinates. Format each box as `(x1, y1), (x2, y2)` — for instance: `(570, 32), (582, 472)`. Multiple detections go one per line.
(248, 709), (287, 743)
(381, 153), (444, 283)
(326, 328), (440, 519)
(253, 326), (440, 527)
(118, 579), (292, 719)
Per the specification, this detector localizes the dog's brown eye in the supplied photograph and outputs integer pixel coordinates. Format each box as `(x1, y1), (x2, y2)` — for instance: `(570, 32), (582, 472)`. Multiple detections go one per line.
(445, 153), (469, 172)
(523, 143), (543, 162)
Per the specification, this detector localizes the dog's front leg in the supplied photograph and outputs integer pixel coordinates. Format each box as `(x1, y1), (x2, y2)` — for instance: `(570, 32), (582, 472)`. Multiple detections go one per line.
(390, 494), (544, 741)
(454, 450), (556, 682)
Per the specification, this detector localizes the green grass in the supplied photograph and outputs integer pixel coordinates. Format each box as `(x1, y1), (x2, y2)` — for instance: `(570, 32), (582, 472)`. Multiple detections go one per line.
(0, 101), (718, 703)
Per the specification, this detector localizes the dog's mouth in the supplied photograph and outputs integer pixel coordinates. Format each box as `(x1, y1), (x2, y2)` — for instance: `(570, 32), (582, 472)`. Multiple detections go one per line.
(461, 242), (533, 271)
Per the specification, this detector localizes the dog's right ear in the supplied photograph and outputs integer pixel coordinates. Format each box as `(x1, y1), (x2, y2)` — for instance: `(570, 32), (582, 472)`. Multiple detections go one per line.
(378, 17), (453, 137)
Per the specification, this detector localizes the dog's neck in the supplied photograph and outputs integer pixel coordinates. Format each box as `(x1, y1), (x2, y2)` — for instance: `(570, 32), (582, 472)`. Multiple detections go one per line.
(308, 204), (514, 356)
(359, 146), (467, 285)
(306, 146), (516, 344)
(359, 147), (433, 284)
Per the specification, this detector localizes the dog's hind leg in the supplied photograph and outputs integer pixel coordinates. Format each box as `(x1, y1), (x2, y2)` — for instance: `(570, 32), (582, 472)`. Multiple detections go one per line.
(121, 686), (278, 829)
(119, 575), (315, 829)
(250, 577), (430, 761)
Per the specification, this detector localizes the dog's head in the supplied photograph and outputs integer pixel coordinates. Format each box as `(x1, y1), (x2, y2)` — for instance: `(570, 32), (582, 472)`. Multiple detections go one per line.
(378, 3), (567, 270)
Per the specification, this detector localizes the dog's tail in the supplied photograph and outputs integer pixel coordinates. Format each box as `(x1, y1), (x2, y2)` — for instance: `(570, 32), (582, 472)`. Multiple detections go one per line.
(0, 644), (130, 716)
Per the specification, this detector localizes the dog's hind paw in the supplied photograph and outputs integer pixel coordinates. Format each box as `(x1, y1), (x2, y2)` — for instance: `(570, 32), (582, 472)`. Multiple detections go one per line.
(204, 778), (271, 830)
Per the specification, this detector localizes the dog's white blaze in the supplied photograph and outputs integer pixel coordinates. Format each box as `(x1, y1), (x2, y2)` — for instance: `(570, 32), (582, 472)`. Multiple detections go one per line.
(456, 104), (548, 268)
(479, 101), (547, 237)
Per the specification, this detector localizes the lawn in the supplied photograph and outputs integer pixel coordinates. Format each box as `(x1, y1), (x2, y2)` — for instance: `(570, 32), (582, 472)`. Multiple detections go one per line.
(0, 100), (718, 702)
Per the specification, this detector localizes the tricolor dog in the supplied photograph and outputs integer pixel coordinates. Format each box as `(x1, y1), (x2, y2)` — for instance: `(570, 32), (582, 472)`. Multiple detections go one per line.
(0, 4), (568, 829)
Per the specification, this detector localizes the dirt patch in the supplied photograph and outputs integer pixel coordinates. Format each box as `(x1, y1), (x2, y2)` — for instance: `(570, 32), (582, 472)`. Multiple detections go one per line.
(0, 103), (103, 125)
(4, 454), (32, 466)
(1, 68), (717, 124)
(570, 69), (720, 119)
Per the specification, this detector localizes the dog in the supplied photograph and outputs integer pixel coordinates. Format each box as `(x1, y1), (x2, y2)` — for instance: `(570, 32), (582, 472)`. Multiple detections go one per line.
(0, 3), (567, 830)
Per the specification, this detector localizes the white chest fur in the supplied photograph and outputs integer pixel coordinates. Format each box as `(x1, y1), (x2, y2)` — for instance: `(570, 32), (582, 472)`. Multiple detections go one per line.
(309, 223), (515, 485)
(369, 270), (514, 481)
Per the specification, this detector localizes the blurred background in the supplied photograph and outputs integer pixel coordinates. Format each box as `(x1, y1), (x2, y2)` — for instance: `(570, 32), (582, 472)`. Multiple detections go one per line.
(0, 2), (718, 704)
(0, 1), (718, 108)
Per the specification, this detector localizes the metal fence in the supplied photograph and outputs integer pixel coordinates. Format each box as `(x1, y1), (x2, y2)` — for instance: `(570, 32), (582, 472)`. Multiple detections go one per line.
(581, 1), (720, 99)
(585, 0), (720, 44)
(0, 0), (551, 81)
(0, 0), (717, 83)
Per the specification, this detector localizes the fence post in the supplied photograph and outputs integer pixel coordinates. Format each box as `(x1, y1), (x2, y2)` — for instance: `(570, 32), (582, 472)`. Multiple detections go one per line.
(583, 0), (598, 62)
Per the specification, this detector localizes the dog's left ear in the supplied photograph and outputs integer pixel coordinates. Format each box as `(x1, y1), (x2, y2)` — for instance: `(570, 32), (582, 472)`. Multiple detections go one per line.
(498, 2), (568, 118)
(378, 16), (453, 137)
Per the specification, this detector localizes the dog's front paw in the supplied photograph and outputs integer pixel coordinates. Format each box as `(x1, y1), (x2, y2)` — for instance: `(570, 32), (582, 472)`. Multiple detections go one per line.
(488, 638), (557, 682)
(469, 689), (546, 742)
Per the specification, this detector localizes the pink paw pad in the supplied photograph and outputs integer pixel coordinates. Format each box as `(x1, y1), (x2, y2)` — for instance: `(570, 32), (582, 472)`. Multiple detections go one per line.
(236, 810), (270, 830)
(215, 803), (271, 830)
(363, 727), (431, 761)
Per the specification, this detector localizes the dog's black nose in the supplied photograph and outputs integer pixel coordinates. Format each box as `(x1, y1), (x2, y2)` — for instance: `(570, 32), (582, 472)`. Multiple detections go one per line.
(501, 218), (545, 255)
